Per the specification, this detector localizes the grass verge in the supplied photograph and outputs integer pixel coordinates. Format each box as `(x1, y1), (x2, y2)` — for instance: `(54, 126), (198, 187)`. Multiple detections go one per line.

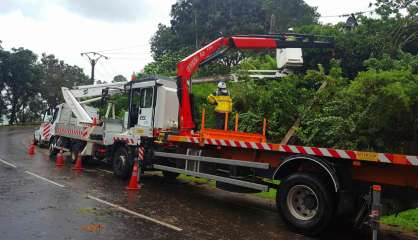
(177, 174), (216, 187)
(178, 174), (278, 199)
(381, 208), (418, 231)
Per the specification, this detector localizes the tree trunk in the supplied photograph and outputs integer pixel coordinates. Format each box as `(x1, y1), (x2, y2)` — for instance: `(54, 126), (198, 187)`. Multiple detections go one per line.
(9, 94), (18, 125)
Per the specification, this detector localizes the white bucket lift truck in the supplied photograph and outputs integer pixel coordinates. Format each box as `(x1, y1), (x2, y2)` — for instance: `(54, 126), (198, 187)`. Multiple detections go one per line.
(50, 77), (179, 179)
(42, 82), (126, 162)
(34, 102), (99, 147)
(35, 82), (130, 147)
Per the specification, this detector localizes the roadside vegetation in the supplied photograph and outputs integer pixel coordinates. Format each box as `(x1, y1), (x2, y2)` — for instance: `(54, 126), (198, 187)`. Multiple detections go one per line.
(382, 208), (418, 231)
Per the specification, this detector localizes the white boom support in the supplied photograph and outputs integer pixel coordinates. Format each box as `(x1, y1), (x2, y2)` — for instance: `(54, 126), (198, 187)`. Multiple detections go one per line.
(62, 87), (93, 124)
(61, 81), (128, 124)
(70, 82), (127, 98)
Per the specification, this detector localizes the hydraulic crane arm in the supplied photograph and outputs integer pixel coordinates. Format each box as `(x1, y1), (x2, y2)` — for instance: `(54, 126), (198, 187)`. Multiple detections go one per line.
(61, 81), (128, 124)
(70, 81), (128, 98)
(176, 33), (334, 134)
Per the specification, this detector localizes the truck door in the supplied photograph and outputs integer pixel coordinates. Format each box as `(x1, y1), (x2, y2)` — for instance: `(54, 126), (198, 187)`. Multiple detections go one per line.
(138, 87), (154, 128)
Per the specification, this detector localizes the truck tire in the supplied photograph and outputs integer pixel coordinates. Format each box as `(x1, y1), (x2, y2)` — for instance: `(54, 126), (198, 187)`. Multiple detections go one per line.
(33, 134), (38, 145)
(112, 147), (131, 180)
(70, 143), (82, 164)
(277, 173), (335, 236)
(49, 138), (58, 159)
(159, 158), (180, 181)
(162, 170), (180, 181)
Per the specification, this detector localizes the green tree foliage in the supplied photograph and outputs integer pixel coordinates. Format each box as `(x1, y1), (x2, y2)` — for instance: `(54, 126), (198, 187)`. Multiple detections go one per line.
(146, 0), (319, 75)
(0, 48), (41, 124)
(0, 49), (89, 124)
(38, 54), (91, 109)
(143, 50), (185, 76)
(296, 56), (417, 154)
(112, 74), (127, 82)
(298, 0), (418, 78)
(263, 0), (319, 31)
(194, 56), (418, 154)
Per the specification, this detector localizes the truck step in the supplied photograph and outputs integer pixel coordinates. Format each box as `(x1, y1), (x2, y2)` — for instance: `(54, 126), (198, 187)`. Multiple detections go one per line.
(153, 151), (270, 170)
(153, 164), (268, 191)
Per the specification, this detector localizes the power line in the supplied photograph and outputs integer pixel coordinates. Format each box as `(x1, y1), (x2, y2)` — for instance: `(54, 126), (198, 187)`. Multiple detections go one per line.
(105, 62), (119, 77)
(101, 52), (150, 56)
(98, 61), (114, 80)
(320, 10), (374, 18)
(95, 44), (148, 53)
(107, 57), (148, 61)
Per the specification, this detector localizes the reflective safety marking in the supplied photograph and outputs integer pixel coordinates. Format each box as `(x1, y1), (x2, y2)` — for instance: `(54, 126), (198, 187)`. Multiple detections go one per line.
(356, 151), (378, 162)
(169, 135), (418, 167)
(406, 156), (418, 166)
(25, 171), (65, 188)
(319, 148), (332, 157)
(378, 153), (391, 163)
(289, 145), (300, 154)
(0, 157), (17, 168)
(261, 143), (271, 150)
(304, 147), (315, 155)
(336, 149), (349, 159)
(87, 195), (182, 232)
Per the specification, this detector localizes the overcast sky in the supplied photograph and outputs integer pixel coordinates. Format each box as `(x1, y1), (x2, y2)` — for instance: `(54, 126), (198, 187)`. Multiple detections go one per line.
(0, 0), (375, 82)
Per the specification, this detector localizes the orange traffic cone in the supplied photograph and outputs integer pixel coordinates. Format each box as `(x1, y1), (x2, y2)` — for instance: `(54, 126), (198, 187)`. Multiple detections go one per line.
(126, 161), (140, 190)
(55, 148), (64, 167)
(28, 140), (35, 155)
(72, 154), (83, 171)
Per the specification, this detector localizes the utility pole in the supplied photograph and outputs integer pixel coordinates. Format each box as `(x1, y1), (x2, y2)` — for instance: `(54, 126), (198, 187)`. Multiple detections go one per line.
(194, 11), (198, 50)
(80, 52), (108, 83)
(269, 14), (276, 33)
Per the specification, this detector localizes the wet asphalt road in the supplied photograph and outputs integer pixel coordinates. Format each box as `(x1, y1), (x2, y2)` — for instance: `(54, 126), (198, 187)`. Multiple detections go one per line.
(0, 127), (408, 240)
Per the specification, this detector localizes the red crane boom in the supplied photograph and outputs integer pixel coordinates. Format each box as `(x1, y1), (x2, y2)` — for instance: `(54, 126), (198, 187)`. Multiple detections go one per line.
(176, 34), (334, 135)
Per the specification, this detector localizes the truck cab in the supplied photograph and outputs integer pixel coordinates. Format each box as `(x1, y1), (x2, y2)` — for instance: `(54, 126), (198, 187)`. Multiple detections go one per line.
(125, 76), (179, 138)
(34, 105), (62, 146)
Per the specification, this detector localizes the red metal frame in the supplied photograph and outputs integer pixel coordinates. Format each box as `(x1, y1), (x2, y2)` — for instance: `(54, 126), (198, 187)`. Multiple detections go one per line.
(176, 37), (282, 134)
(177, 37), (229, 134)
(176, 35), (333, 135)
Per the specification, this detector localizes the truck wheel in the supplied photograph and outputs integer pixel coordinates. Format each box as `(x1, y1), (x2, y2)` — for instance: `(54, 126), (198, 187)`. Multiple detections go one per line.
(277, 173), (335, 236)
(160, 158), (180, 181)
(33, 134), (38, 145)
(49, 138), (58, 159)
(112, 147), (131, 180)
(162, 171), (180, 181)
(70, 144), (81, 164)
